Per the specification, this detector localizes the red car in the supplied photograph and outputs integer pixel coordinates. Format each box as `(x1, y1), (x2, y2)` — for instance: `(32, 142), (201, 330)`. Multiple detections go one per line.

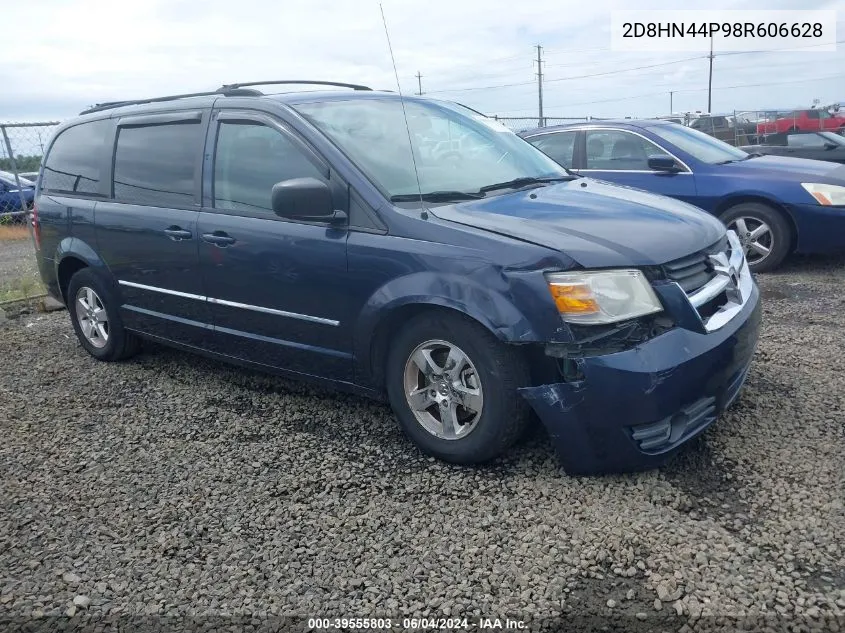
(757, 109), (845, 135)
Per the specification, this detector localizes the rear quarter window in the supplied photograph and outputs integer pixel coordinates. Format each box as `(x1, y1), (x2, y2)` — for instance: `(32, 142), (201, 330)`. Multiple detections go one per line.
(41, 119), (110, 195)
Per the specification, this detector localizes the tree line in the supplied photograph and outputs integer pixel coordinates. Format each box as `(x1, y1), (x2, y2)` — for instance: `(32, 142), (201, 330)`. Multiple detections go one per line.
(0, 155), (42, 172)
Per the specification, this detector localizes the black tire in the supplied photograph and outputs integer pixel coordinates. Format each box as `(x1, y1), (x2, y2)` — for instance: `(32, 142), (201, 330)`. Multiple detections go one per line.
(720, 202), (792, 273)
(385, 311), (530, 464)
(67, 268), (141, 361)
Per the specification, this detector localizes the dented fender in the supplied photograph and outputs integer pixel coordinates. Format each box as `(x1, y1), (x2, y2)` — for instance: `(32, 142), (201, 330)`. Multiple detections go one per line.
(352, 270), (551, 386)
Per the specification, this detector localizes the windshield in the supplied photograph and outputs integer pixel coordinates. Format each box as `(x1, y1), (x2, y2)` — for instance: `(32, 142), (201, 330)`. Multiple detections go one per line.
(649, 123), (748, 164)
(293, 98), (567, 199)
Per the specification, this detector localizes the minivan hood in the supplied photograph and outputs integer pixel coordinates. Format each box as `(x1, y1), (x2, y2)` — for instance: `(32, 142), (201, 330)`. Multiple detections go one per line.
(723, 154), (845, 181)
(430, 179), (725, 267)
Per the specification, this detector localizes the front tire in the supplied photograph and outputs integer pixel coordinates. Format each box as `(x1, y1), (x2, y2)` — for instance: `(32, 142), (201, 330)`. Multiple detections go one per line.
(385, 312), (530, 464)
(67, 268), (140, 361)
(721, 202), (792, 273)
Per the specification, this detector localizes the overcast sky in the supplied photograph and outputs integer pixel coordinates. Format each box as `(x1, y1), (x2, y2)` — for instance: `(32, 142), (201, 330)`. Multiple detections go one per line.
(1, 0), (843, 123)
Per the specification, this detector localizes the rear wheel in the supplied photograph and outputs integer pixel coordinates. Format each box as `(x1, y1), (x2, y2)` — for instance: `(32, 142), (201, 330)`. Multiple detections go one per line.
(721, 202), (792, 273)
(385, 311), (530, 464)
(67, 268), (140, 361)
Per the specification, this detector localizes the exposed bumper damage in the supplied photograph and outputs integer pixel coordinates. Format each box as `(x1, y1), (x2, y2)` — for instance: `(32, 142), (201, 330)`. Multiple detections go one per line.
(519, 284), (761, 475)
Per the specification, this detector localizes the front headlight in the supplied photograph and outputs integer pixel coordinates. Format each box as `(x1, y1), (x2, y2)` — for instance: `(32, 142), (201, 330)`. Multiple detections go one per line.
(545, 269), (663, 325)
(801, 183), (845, 206)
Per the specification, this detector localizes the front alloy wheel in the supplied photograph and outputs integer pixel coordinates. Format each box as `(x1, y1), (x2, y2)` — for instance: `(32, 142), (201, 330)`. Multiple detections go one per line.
(403, 339), (484, 440)
(728, 216), (773, 266)
(386, 311), (530, 464)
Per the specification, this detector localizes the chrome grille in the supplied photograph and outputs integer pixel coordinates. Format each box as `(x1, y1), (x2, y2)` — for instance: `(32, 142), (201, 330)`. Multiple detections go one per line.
(662, 235), (727, 294)
(662, 251), (714, 294)
(666, 231), (752, 333)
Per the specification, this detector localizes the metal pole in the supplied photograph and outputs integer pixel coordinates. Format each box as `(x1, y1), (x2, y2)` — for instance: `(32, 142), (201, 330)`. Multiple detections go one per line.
(707, 37), (714, 113)
(670, 91), (674, 114)
(415, 71), (423, 96)
(536, 44), (544, 127)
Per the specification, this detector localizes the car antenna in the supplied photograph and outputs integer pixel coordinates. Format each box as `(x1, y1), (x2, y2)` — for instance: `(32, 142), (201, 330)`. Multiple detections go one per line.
(379, 3), (427, 219)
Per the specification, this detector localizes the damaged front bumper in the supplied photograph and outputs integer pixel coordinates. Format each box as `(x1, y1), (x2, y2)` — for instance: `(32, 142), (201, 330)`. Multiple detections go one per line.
(519, 282), (761, 475)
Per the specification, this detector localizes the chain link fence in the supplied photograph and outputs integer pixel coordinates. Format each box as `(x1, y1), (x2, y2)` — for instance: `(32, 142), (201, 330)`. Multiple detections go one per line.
(0, 122), (60, 224)
(0, 122), (59, 306)
(492, 116), (613, 133)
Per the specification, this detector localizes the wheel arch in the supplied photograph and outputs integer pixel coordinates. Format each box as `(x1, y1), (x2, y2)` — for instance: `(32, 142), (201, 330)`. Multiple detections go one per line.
(354, 271), (547, 391)
(54, 237), (111, 302)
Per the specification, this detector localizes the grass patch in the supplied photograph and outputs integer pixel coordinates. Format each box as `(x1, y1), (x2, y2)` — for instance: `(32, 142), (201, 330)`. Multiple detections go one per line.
(0, 225), (31, 241)
(0, 271), (44, 304)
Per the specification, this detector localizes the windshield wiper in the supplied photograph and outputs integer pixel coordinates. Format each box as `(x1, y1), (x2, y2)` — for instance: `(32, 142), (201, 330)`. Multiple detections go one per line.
(390, 190), (485, 203)
(477, 175), (574, 194)
(743, 152), (764, 159)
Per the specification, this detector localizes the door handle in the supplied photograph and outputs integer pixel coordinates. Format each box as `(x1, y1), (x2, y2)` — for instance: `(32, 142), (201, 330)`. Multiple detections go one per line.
(163, 226), (193, 241)
(201, 231), (236, 247)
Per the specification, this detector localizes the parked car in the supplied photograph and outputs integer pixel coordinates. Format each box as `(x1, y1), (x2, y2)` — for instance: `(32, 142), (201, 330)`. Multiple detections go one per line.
(740, 131), (845, 164)
(0, 171), (35, 217)
(18, 171), (40, 181)
(689, 115), (735, 144)
(520, 120), (845, 272)
(756, 109), (845, 135)
(34, 82), (761, 475)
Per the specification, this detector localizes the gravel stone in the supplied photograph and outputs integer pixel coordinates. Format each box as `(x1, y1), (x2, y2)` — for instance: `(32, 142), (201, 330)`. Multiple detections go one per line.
(0, 252), (843, 623)
(72, 595), (90, 608)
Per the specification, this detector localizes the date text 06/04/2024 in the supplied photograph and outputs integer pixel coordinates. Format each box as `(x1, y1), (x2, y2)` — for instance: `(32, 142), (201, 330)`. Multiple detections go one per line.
(307, 617), (527, 630)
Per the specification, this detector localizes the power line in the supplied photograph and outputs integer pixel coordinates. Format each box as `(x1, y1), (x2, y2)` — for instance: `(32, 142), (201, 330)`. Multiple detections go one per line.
(544, 55), (706, 84)
(540, 73), (845, 109)
(424, 39), (845, 96)
(426, 55), (704, 94)
(715, 39), (845, 56)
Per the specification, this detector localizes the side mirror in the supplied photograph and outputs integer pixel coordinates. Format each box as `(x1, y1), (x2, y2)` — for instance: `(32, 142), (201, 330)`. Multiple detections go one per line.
(271, 177), (345, 224)
(648, 155), (681, 172)
(824, 142), (838, 150)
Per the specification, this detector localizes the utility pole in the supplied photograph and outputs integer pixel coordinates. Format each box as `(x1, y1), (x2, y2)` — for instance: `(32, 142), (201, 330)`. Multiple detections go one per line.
(535, 45), (544, 127)
(415, 71), (423, 96)
(670, 91), (674, 114)
(707, 36), (714, 113)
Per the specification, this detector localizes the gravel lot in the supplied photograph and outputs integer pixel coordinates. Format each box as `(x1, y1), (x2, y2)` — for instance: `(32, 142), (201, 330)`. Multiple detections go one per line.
(1, 251), (844, 631)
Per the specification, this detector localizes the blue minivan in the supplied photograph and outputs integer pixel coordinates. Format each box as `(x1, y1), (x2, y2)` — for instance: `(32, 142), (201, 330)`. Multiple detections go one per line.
(520, 120), (845, 272)
(32, 82), (761, 474)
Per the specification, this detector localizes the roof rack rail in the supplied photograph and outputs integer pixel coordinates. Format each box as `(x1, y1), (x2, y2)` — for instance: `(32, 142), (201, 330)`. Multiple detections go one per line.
(79, 87), (263, 116)
(219, 80), (372, 91)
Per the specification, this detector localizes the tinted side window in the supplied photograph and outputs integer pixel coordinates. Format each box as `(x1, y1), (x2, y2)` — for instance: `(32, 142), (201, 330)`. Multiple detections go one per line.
(113, 123), (201, 207)
(585, 130), (670, 170)
(529, 132), (576, 168)
(806, 110), (819, 119)
(213, 122), (324, 216)
(42, 120), (109, 195)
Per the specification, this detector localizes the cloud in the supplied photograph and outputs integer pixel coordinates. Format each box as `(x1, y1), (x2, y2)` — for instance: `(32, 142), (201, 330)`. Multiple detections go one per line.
(0, 0), (842, 121)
